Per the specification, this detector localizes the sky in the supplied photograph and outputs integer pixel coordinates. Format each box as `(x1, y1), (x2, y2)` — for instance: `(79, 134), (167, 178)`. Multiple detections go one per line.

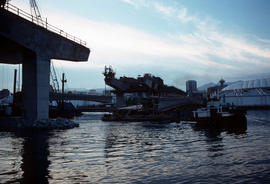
(1, 0), (270, 91)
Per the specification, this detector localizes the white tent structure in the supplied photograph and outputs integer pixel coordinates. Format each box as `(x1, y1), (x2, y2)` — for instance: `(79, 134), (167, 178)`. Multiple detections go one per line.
(220, 78), (270, 107)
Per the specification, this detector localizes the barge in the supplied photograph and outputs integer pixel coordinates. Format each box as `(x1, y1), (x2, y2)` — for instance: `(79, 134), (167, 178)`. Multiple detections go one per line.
(102, 105), (180, 123)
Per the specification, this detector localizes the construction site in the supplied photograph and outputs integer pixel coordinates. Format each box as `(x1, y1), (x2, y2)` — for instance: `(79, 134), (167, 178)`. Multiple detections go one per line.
(102, 66), (203, 122)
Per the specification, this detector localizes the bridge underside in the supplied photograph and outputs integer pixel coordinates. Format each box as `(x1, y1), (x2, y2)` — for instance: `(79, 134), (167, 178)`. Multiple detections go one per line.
(50, 93), (112, 104)
(0, 35), (29, 64)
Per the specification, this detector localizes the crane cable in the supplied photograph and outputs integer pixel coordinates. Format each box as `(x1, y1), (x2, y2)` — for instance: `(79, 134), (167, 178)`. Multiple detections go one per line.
(1, 64), (4, 90)
(29, 0), (43, 25)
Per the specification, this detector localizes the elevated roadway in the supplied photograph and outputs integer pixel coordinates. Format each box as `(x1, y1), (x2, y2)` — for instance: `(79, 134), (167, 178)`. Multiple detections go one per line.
(50, 93), (112, 104)
(158, 97), (203, 112)
(0, 4), (90, 121)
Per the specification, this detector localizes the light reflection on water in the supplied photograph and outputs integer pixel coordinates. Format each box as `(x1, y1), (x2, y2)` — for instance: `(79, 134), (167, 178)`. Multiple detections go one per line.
(0, 110), (270, 183)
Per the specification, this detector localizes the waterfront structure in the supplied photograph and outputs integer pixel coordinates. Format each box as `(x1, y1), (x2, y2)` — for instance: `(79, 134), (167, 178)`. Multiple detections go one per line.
(207, 79), (227, 99)
(220, 78), (270, 107)
(186, 80), (197, 95)
(103, 66), (185, 107)
(0, 4), (90, 121)
(0, 89), (12, 106)
(0, 89), (9, 100)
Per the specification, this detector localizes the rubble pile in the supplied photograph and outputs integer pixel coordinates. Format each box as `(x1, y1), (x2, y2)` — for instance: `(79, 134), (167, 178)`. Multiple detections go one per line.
(0, 118), (79, 131)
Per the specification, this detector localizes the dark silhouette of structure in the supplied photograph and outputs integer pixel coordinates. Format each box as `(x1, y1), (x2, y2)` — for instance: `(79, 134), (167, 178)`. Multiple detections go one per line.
(0, 3), (90, 122)
(0, 0), (6, 8)
(103, 66), (185, 107)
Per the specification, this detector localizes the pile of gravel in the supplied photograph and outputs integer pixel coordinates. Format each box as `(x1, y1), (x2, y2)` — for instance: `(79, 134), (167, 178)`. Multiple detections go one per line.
(0, 118), (79, 131)
(25, 118), (79, 130)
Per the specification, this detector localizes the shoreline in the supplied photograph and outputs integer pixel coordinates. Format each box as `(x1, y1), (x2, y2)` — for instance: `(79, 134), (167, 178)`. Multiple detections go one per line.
(0, 117), (79, 131)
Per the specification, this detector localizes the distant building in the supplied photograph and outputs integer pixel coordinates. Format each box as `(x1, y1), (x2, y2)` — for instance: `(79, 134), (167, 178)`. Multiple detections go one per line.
(207, 79), (227, 99)
(186, 80), (197, 95)
(103, 90), (111, 96)
(220, 78), (270, 107)
(0, 89), (12, 105)
(0, 89), (9, 99)
(89, 89), (98, 95)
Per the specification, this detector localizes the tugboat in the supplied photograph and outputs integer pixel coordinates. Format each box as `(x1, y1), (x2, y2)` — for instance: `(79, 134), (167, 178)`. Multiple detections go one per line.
(192, 100), (246, 129)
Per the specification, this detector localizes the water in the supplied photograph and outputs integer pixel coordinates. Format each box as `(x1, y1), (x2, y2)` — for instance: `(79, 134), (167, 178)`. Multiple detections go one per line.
(1, 110), (270, 184)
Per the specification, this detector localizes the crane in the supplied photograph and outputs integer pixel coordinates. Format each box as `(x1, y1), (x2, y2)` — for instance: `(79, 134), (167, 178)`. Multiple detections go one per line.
(29, 0), (43, 24)
(6, 0), (43, 23)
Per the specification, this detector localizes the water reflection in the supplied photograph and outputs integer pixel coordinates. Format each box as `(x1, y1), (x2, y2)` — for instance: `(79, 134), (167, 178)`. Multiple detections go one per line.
(2, 111), (270, 183)
(103, 122), (168, 160)
(192, 117), (247, 135)
(19, 131), (50, 184)
(192, 120), (247, 158)
(203, 130), (225, 158)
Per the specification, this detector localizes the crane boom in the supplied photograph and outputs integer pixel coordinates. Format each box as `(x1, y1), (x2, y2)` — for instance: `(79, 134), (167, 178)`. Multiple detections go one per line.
(29, 0), (42, 23)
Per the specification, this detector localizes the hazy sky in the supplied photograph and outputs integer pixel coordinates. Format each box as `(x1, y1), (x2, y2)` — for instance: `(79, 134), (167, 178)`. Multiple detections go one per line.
(1, 0), (270, 91)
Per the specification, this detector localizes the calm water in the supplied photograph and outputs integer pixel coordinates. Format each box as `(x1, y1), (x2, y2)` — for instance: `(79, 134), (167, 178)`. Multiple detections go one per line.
(1, 110), (270, 184)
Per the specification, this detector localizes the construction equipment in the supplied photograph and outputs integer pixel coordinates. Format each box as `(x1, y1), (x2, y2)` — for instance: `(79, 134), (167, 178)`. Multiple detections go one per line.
(50, 62), (60, 94)
(29, 0), (43, 24)
(6, 0), (43, 22)
(50, 61), (62, 105)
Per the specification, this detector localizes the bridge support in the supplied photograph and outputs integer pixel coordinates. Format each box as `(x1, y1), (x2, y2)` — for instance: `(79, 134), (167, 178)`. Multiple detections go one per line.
(22, 55), (50, 121)
(116, 93), (125, 108)
(0, 7), (90, 122)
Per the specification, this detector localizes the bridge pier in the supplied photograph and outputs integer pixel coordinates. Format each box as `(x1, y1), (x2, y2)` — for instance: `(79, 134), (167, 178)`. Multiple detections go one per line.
(116, 93), (125, 108)
(0, 6), (90, 123)
(22, 54), (50, 121)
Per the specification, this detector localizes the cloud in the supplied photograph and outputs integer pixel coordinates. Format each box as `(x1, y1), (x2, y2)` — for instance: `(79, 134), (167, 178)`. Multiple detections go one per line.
(121, 0), (147, 8)
(119, 0), (270, 79)
(6, 0), (270, 89)
(177, 7), (195, 23)
(47, 11), (239, 70)
(12, 0), (270, 71)
(121, 0), (138, 7)
(153, 2), (175, 17)
(170, 32), (270, 65)
(121, 0), (197, 24)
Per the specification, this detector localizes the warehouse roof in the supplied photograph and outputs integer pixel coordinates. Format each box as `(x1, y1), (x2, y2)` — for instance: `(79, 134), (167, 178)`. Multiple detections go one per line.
(222, 78), (270, 91)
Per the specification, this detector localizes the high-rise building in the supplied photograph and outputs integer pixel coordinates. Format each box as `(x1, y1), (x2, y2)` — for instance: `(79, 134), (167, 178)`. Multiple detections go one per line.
(186, 80), (197, 94)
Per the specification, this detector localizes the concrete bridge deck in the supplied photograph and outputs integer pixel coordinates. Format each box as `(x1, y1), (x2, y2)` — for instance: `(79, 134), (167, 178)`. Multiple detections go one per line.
(158, 97), (203, 112)
(50, 93), (112, 104)
(0, 3), (90, 122)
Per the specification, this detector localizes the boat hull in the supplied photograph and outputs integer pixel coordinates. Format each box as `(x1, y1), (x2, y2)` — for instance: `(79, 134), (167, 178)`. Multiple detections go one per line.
(194, 113), (247, 130)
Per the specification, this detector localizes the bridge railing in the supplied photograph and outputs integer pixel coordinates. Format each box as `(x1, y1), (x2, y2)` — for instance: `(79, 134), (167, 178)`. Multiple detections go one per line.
(4, 3), (87, 46)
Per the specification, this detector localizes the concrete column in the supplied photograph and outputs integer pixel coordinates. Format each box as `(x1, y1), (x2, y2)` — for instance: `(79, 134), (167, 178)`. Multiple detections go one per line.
(116, 93), (125, 108)
(22, 54), (50, 121)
